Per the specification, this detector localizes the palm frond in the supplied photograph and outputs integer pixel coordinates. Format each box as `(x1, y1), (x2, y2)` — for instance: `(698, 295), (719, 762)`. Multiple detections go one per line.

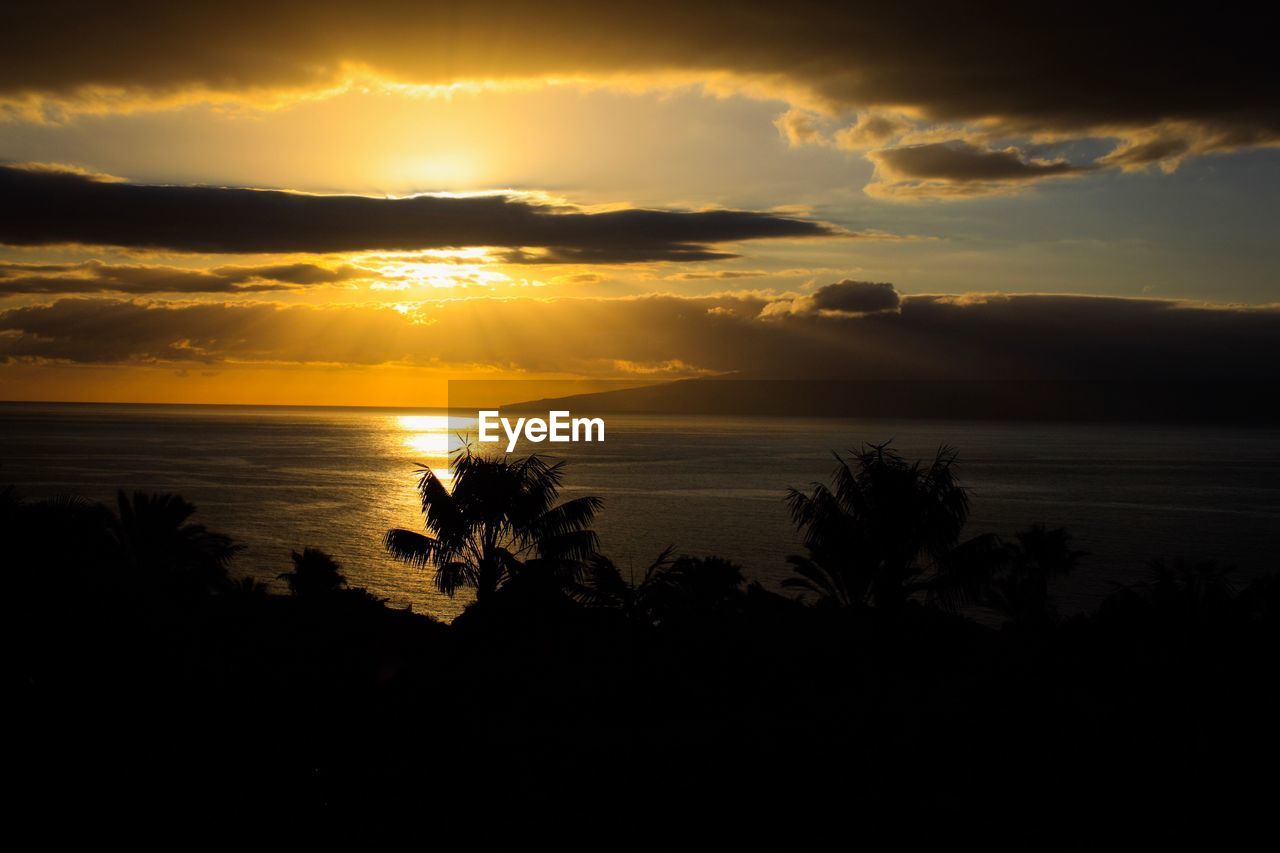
(782, 554), (849, 605)
(569, 553), (628, 607)
(434, 560), (479, 597)
(537, 528), (600, 562)
(641, 545), (678, 585)
(531, 495), (602, 540)
(384, 528), (441, 568)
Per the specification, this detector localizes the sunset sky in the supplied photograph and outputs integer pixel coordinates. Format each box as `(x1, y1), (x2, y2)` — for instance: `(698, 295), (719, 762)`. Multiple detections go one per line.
(2, 3), (1277, 406)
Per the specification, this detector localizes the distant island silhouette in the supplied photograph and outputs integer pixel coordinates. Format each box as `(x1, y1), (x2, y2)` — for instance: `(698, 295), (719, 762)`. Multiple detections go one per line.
(497, 377), (1280, 424)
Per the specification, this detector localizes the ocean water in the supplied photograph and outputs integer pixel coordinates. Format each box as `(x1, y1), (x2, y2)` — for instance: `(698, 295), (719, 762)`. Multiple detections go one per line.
(3, 401), (1278, 621)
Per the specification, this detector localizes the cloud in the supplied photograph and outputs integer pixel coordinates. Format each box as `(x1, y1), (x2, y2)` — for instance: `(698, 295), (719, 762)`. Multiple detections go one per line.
(776, 109), (910, 150)
(0, 165), (837, 259)
(833, 113), (910, 149)
(773, 121), (1116, 199)
(667, 270), (771, 281)
(0, 260), (361, 297)
(810, 280), (900, 313)
(551, 272), (607, 286)
(866, 141), (1091, 198)
(761, 280), (900, 316)
(872, 141), (1081, 180)
(3, 4), (1275, 167)
(1095, 121), (1280, 173)
(4, 290), (1278, 386)
(774, 109), (827, 147)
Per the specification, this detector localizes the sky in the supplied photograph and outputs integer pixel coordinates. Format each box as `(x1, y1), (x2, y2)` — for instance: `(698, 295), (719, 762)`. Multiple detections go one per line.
(1, 2), (1277, 406)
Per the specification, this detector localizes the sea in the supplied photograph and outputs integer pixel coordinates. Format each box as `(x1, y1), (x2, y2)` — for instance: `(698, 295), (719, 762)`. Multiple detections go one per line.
(3, 401), (1278, 622)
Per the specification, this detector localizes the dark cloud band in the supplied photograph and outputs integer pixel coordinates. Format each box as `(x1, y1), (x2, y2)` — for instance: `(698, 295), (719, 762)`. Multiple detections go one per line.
(864, 141), (1093, 198)
(3, 3), (1276, 151)
(0, 165), (834, 259)
(3, 290), (1277, 386)
(0, 260), (358, 296)
(872, 142), (1083, 183)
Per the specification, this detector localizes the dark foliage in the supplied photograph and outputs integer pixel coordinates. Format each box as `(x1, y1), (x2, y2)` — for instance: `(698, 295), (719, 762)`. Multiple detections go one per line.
(7, 444), (1279, 837)
(280, 547), (348, 597)
(384, 448), (600, 602)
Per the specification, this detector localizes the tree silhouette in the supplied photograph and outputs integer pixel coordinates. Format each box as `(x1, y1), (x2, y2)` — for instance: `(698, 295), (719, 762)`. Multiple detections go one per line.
(782, 442), (992, 610)
(647, 555), (746, 623)
(574, 547), (745, 625)
(1142, 558), (1237, 624)
(573, 546), (674, 618)
(5, 491), (112, 565)
(984, 524), (1085, 627)
(228, 575), (270, 601)
(3, 488), (116, 603)
(110, 490), (240, 598)
(279, 547), (347, 597)
(385, 449), (602, 603)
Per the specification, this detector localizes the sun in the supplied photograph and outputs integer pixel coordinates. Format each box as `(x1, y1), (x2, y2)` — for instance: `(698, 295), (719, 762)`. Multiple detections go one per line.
(397, 152), (484, 190)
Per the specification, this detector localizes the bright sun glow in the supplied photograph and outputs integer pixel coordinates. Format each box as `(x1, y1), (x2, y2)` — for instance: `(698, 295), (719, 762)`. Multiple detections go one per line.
(373, 261), (510, 290)
(395, 151), (483, 188)
(396, 415), (478, 470)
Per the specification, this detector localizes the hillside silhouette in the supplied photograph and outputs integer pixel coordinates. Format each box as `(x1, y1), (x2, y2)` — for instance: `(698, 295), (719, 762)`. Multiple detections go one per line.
(6, 443), (1278, 836)
(503, 377), (1280, 423)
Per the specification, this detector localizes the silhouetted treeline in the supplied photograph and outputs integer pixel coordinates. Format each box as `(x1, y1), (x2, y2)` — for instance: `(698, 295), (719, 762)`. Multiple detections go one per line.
(6, 444), (1279, 837)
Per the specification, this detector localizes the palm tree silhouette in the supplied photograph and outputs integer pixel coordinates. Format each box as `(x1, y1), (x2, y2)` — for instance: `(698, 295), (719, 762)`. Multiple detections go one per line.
(279, 547), (347, 597)
(782, 442), (990, 610)
(384, 448), (602, 603)
(4, 490), (113, 562)
(228, 575), (270, 601)
(1143, 558), (1237, 622)
(2, 488), (116, 599)
(573, 547), (745, 625)
(985, 524), (1085, 626)
(111, 490), (240, 597)
(572, 546), (677, 621)
(646, 555), (746, 622)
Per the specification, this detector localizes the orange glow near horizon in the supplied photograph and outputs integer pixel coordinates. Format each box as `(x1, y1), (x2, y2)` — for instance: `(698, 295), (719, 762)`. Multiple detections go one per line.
(3, 19), (1278, 409)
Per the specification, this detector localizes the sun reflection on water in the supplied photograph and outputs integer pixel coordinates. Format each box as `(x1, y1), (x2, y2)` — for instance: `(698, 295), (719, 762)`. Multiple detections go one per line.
(394, 414), (478, 487)
(373, 413), (483, 620)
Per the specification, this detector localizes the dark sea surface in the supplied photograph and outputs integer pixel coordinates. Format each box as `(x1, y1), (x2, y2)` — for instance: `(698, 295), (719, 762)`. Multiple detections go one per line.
(3, 401), (1278, 621)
